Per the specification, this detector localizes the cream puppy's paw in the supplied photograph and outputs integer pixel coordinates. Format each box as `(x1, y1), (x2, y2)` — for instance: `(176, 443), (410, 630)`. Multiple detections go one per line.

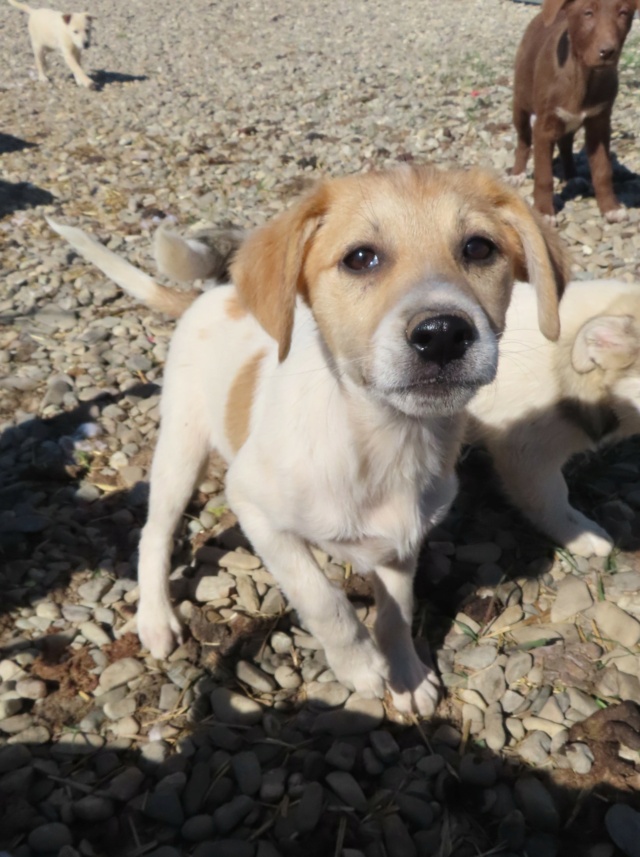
(327, 637), (389, 699)
(505, 172), (527, 188)
(555, 510), (614, 557)
(388, 656), (441, 717)
(137, 603), (183, 660)
(565, 528), (614, 558)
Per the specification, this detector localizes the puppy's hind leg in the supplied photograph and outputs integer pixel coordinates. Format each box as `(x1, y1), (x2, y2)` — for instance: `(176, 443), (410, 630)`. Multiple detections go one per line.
(137, 412), (209, 659)
(33, 43), (50, 83)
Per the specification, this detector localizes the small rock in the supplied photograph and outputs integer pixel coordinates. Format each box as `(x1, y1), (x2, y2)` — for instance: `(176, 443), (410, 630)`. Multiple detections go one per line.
(467, 664), (507, 706)
(550, 576), (593, 623)
(28, 822), (73, 853)
(15, 679), (47, 700)
(325, 770), (367, 812)
(210, 688), (263, 726)
(145, 789), (184, 826)
(606, 804), (640, 857)
(594, 602), (640, 648)
(194, 571), (235, 602)
(98, 658), (144, 692)
(181, 815), (216, 842)
(455, 542), (502, 564)
(293, 782), (324, 833)
(514, 776), (560, 833)
(565, 742), (595, 775)
(312, 693), (384, 735)
(79, 621), (111, 646)
(517, 732), (551, 766)
(274, 664), (301, 689)
(370, 730), (401, 765)
(232, 751), (261, 795)
(306, 680), (350, 710)
(236, 660), (276, 693)
(214, 795), (255, 834)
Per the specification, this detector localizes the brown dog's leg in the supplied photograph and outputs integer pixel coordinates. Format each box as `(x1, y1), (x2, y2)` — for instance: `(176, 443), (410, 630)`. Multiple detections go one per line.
(512, 107), (532, 179)
(532, 124), (556, 218)
(558, 132), (576, 181)
(584, 110), (624, 220)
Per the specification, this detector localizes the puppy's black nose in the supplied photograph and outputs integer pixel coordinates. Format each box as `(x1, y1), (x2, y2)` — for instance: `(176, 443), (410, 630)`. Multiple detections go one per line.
(407, 313), (476, 366)
(599, 46), (616, 61)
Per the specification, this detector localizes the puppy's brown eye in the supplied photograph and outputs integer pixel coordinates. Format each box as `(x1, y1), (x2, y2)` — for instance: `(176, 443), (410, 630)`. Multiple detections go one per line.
(463, 236), (496, 262)
(342, 247), (380, 272)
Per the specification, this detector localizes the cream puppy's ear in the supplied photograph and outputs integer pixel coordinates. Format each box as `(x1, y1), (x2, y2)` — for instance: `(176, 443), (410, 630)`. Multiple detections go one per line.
(572, 315), (640, 373)
(231, 183), (328, 361)
(497, 190), (567, 341)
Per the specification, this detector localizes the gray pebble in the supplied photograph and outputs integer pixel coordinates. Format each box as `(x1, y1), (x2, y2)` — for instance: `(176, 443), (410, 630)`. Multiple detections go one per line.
(260, 767), (286, 803)
(105, 767), (145, 801)
(498, 810), (526, 849)
(517, 732), (551, 766)
(98, 657), (144, 692)
(73, 795), (115, 821)
(325, 770), (367, 812)
(181, 814), (216, 842)
(210, 687), (263, 726)
(382, 813), (417, 857)
(28, 822), (73, 853)
(214, 795), (256, 834)
(514, 776), (560, 833)
(232, 750), (262, 795)
(370, 730), (400, 765)
(0, 743), (31, 773)
(395, 794), (435, 829)
(236, 660), (276, 693)
(274, 664), (302, 689)
(459, 755), (497, 787)
(325, 740), (357, 771)
(144, 789), (185, 826)
(306, 680), (350, 709)
(606, 804), (640, 857)
(293, 782), (324, 833)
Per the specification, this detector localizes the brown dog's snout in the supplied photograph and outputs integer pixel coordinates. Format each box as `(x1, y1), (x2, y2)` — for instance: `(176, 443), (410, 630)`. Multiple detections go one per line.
(406, 312), (477, 367)
(598, 44), (616, 62)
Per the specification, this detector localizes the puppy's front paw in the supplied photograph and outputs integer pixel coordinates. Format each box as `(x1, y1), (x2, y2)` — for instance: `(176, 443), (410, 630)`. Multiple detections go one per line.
(506, 173), (527, 188)
(565, 528), (614, 558)
(137, 602), (183, 660)
(604, 206), (628, 224)
(388, 656), (441, 717)
(327, 637), (389, 699)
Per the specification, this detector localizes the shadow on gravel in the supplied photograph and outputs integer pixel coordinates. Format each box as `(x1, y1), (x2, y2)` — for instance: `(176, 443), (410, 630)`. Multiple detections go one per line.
(3, 395), (640, 854)
(92, 70), (149, 90)
(0, 134), (36, 156)
(552, 149), (640, 213)
(0, 180), (56, 219)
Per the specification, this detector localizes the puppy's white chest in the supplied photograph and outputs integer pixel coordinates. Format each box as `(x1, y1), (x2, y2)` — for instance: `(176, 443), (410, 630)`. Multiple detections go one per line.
(555, 103), (607, 133)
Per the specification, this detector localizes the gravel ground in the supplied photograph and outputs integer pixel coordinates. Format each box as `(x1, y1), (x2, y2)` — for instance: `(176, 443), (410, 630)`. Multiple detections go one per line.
(3, 0), (640, 855)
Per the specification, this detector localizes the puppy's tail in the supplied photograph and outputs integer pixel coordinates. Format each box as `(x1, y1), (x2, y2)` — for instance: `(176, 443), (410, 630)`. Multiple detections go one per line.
(154, 225), (243, 283)
(7, 0), (32, 11)
(46, 218), (198, 318)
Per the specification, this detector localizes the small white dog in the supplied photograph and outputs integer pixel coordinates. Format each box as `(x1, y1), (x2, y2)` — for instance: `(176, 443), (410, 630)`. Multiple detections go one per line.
(467, 278), (640, 558)
(8, 0), (95, 89)
(48, 165), (565, 715)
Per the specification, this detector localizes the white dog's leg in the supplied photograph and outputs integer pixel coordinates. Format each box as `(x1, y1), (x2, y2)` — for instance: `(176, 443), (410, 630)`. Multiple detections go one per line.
(228, 496), (389, 698)
(498, 461), (613, 558)
(33, 44), (50, 83)
(137, 416), (209, 659)
(373, 561), (440, 717)
(62, 44), (94, 88)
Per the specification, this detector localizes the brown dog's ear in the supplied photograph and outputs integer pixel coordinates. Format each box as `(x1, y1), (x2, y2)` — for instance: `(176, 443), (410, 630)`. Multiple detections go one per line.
(63, 13), (72, 24)
(572, 315), (639, 373)
(541, 0), (571, 26)
(498, 195), (567, 341)
(230, 184), (328, 361)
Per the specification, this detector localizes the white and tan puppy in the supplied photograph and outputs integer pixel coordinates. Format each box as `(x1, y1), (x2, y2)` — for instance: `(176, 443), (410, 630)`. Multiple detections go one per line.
(48, 165), (565, 715)
(467, 278), (640, 558)
(8, 0), (94, 88)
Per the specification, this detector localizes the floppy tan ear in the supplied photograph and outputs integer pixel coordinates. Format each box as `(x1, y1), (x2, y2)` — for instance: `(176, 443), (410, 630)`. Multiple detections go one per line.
(230, 183), (328, 361)
(572, 315), (639, 373)
(541, 0), (571, 26)
(498, 194), (567, 341)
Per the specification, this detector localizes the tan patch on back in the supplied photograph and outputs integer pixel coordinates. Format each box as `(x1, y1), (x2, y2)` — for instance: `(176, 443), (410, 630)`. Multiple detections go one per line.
(225, 350), (266, 453)
(225, 294), (248, 321)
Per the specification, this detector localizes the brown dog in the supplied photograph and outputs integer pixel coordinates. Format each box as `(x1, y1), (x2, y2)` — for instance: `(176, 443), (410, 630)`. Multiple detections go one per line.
(511, 0), (638, 222)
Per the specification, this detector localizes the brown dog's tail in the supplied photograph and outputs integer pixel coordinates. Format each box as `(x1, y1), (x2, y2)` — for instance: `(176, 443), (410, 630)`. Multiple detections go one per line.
(7, 0), (32, 12)
(46, 218), (198, 318)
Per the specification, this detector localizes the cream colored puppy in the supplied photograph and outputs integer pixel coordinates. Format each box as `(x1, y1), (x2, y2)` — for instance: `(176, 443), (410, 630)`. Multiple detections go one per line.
(467, 279), (640, 558)
(8, 0), (94, 88)
(48, 164), (565, 716)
